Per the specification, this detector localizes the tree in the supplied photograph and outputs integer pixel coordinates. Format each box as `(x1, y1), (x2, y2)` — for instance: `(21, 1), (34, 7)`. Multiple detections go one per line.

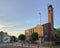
(18, 34), (25, 41)
(30, 32), (38, 41)
(10, 36), (17, 42)
(55, 28), (60, 38)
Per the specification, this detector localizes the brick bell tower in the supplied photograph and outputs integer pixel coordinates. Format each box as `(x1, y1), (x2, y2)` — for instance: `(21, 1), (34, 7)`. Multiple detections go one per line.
(48, 5), (53, 28)
(48, 5), (54, 40)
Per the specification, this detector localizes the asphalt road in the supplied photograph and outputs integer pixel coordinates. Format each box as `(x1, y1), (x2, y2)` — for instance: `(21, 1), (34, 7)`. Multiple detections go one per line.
(0, 43), (37, 48)
(0, 42), (49, 48)
(0, 46), (35, 48)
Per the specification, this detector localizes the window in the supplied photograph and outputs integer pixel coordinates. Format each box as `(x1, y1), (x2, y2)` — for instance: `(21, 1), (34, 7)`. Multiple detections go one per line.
(49, 10), (50, 13)
(45, 34), (48, 38)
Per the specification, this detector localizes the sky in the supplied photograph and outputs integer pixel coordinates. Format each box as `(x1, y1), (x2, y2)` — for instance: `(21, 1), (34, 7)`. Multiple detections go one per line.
(0, 0), (60, 37)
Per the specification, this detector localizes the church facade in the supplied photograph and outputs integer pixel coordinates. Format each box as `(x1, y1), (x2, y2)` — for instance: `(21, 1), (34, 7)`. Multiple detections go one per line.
(25, 5), (55, 44)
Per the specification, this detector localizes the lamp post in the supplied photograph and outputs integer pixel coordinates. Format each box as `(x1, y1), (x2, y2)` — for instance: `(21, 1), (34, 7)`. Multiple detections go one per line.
(39, 12), (41, 48)
(39, 13), (41, 25)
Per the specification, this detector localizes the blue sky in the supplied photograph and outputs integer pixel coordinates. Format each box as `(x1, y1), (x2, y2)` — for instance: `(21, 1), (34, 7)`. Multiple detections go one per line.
(0, 0), (60, 37)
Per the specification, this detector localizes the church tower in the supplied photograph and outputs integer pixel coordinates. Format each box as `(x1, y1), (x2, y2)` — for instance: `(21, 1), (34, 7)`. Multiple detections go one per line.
(48, 5), (54, 41)
(48, 5), (54, 33)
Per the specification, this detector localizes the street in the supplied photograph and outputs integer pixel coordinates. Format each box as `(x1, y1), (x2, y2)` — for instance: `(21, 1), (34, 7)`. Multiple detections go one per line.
(0, 42), (49, 48)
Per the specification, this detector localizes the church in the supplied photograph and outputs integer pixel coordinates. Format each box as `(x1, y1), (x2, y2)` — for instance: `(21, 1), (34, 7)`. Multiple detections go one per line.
(25, 5), (55, 44)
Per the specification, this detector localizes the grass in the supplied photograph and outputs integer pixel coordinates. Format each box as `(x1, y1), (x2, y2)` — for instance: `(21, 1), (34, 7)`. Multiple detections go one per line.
(42, 45), (60, 48)
(52, 45), (60, 48)
(47, 45), (60, 48)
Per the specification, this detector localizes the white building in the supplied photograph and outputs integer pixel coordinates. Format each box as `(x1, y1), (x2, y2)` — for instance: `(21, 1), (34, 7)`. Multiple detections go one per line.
(0, 31), (10, 43)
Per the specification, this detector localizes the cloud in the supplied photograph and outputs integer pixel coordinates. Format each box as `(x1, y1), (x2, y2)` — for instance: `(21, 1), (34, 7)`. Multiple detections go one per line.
(55, 25), (60, 28)
(0, 24), (7, 31)
(0, 24), (6, 28)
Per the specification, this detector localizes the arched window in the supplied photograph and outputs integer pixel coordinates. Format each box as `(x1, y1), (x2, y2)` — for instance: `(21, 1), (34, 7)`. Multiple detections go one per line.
(49, 10), (50, 13)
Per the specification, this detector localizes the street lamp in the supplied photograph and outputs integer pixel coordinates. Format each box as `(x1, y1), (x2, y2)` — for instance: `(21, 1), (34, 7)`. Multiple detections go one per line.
(39, 13), (41, 25)
(39, 12), (42, 48)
